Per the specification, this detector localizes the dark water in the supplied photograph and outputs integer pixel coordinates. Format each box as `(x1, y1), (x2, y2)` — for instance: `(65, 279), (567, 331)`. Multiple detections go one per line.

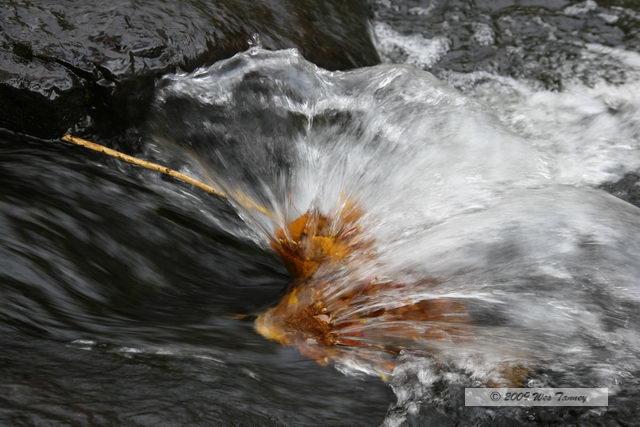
(0, 131), (394, 425)
(2, 1), (640, 426)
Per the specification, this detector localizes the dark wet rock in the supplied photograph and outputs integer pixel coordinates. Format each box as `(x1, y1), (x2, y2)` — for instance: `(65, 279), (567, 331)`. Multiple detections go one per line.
(374, 0), (640, 90)
(0, 0), (379, 139)
(0, 49), (86, 138)
(601, 173), (640, 208)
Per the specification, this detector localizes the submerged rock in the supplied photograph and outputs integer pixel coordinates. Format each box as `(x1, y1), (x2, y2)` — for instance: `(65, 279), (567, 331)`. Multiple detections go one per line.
(0, 0), (379, 139)
(601, 173), (640, 208)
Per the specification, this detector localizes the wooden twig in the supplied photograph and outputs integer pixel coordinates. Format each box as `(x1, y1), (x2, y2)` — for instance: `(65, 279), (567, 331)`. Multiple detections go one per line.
(60, 134), (271, 216)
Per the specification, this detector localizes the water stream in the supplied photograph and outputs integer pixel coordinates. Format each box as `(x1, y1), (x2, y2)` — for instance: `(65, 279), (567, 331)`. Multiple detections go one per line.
(2, 1), (640, 425)
(148, 44), (640, 425)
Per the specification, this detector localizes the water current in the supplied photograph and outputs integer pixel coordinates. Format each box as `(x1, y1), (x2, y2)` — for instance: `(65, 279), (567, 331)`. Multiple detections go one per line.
(2, 1), (640, 425)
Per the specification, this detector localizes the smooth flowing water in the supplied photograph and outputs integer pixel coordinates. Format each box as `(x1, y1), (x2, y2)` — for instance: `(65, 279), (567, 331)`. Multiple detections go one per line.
(2, 1), (640, 426)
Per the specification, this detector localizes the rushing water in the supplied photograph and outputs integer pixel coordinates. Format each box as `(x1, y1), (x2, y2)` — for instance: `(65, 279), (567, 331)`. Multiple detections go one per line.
(2, 1), (640, 426)
(149, 44), (640, 425)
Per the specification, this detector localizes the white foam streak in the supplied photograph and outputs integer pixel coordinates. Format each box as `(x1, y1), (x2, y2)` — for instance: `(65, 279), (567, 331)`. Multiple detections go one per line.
(373, 22), (450, 69)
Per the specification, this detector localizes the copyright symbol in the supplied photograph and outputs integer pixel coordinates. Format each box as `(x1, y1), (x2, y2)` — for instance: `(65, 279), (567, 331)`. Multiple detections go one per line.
(490, 391), (501, 401)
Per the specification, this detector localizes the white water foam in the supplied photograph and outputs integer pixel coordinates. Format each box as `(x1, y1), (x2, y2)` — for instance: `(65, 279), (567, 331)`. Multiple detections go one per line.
(373, 21), (450, 69)
(374, 24), (640, 188)
(369, 8), (640, 420)
(149, 43), (640, 422)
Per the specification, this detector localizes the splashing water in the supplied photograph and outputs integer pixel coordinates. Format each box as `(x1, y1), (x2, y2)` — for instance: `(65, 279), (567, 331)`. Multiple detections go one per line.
(149, 47), (640, 421)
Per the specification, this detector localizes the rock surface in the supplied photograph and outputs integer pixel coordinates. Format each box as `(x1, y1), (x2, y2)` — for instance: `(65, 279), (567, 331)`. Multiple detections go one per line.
(601, 173), (640, 208)
(0, 0), (379, 138)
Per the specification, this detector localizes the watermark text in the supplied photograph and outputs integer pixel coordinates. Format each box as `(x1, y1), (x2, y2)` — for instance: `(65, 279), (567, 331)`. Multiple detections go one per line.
(465, 388), (608, 406)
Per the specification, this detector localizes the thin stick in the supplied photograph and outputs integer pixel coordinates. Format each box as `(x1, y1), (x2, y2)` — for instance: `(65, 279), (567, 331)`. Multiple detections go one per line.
(62, 134), (225, 197)
(60, 134), (272, 216)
